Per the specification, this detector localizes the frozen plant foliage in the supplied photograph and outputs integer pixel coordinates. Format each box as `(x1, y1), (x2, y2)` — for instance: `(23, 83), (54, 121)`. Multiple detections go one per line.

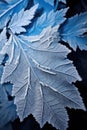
(0, 0), (87, 130)
(60, 12), (87, 50)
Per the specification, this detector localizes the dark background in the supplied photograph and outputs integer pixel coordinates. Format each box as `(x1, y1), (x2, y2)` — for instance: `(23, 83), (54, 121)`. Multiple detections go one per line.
(12, 0), (87, 130)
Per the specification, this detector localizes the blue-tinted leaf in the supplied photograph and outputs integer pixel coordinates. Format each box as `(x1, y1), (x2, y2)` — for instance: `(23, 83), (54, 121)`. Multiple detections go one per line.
(34, 0), (66, 11)
(60, 11), (87, 50)
(9, 4), (38, 34)
(1, 25), (85, 130)
(28, 8), (68, 35)
(0, 0), (28, 29)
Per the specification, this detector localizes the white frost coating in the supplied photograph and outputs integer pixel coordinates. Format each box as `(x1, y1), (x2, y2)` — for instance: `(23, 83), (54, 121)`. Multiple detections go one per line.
(1, 25), (85, 130)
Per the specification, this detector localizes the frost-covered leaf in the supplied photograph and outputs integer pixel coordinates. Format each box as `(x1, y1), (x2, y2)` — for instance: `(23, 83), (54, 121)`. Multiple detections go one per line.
(1, 25), (85, 130)
(9, 4), (38, 34)
(0, 0), (28, 29)
(60, 11), (87, 50)
(28, 8), (68, 35)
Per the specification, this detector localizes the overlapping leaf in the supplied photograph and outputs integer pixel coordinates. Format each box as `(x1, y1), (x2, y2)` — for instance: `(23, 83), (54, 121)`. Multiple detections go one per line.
(34, 0), (66, 11)
(60, 11), (87, 50)
(28, 8), (68, 35)
(9, 4), (38, 34)
(0, 0), (28, 29)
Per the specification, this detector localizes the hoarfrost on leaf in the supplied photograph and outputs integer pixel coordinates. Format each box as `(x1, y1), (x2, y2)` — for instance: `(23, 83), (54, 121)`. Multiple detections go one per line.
(9, 4), (39, 34)
(1, 24), (85, 130)
(0, 1), (86, 130)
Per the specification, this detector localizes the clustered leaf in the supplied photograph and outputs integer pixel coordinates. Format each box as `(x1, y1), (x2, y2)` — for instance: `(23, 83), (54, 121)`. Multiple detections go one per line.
(0, 0), (87, 130)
